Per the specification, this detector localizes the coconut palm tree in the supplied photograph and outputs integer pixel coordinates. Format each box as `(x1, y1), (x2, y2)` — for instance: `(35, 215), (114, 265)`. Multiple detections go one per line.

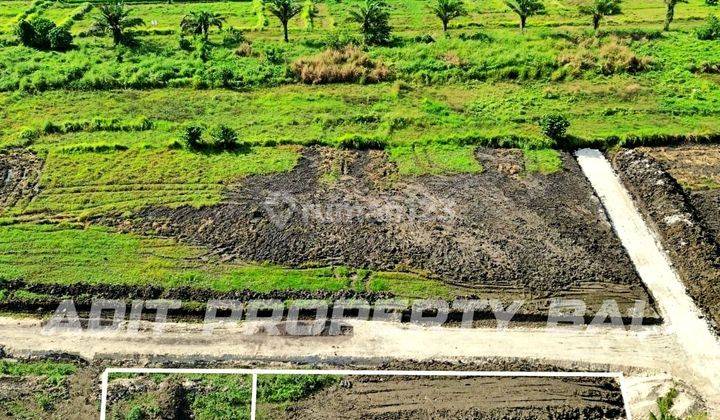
(579, 0), (621, 31)
(266, 0), (302, 42)
(180, 11), (226, 41)
(432, 0), (467, 33)
(504, 0), (545, 33)
(663, 0), (687, 31)
(91, 3), (144, 46)
(348, 0), (391, 45)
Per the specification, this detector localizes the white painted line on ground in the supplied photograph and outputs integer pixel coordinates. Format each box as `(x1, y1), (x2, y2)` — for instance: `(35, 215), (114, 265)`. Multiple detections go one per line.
(251, 373), (257, 420)
(98, 368), (629, 420)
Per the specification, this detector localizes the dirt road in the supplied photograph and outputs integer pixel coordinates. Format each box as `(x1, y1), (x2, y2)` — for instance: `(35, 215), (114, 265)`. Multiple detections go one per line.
(0, 316), (702, 417)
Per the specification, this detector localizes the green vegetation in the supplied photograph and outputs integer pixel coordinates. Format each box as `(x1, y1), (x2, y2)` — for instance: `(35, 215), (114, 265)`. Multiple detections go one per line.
(90, 3), (145, 46)
(387, 144), (483, 175)
(266, 0), (303, 43)
(579, 0), (622, 31)
(0, 223), (454, 299)
(190, 375), (252, 420)
(180, 10), (225, 42)
(0, 359), (77, 385)
(650, 388), (709, 419)
(257, 374), (339, 404)
(0, 223), (351, 292)
(10, 146), (299, 218)
(432, 0), (468, 33)
(504, 0), (546, 33)
(349, 0), (392, 45)
(368, 271), (454, 299)
(523, 148), (564, 174)
(1, 0), (719, 311)
(107, 374), (252, 420)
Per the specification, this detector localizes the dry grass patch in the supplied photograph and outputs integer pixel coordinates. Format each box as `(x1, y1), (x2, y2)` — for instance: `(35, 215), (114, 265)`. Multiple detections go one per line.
(292, 46), (391, 84)
(558, 37), (653, 76)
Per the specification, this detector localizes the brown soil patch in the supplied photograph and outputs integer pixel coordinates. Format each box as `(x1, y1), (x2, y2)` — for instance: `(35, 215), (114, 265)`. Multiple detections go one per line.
(640, 145), (720, 244)
(262, 375), (625, 419)
(123, 146), (653, 319)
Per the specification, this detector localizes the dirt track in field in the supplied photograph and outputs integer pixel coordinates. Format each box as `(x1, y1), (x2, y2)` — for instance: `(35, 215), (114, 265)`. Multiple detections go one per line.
(0, 151), (41, 210)
(261, 376), (625, 419)
(125, 147), (654, 317)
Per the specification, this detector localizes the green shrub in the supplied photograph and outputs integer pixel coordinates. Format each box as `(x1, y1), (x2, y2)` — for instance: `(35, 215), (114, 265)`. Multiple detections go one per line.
(264, 46), (286, 64)
(413, 34), (435, 43)
(14, 20), (35, 47)
(697, 15), (720, 40)
(18, 128), (41, 144)
(338, 133), (388, 149)
(15, 17), (72, 51)
(58, 143), (129, 153)
(28, 17), (55, 49)
(125, 406), (145, 420)
(706, 0), (718, 6)
(258, 375), (339, 403)
(539, 114), (570, 141)
(210, 124), (239, 150)
(349, 0), (392, 46)
(178, 36), (193, 51)
(48, 26), (73, 51)
(182, 124), (205, 150)
(222, 27), (246, 47)
(323, 29), (360, 50)
(458, 31), (493, 42)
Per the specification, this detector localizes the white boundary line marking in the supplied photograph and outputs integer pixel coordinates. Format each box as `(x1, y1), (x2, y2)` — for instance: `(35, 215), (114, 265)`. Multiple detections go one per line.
(250, 373), (257, 420)
(99, 368), (631, 420)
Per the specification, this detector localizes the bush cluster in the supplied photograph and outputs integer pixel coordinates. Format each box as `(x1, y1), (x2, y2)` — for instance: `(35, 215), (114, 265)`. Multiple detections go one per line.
(181, 124), (243, 151)
(15, 18), (73, 51)
(697, 15), (720, 40)
(539, 114), (570, 142)
(292, 46), (391, 84)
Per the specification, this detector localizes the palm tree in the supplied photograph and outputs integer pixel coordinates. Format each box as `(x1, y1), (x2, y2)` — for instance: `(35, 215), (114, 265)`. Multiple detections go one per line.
(504, 0), (545, 33)
(180, 11), (226, 41)
(663, 0), (687, 31)
(579, 0), (621, 31)
(91, 3), (144, 46)
(348, 0), (391, 45)
(432, 0), (467, 33)
(266, 0), (302, 42)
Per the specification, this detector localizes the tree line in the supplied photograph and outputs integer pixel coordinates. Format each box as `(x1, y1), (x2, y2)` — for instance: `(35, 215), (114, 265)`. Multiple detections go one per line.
(14, 0), (704, 50)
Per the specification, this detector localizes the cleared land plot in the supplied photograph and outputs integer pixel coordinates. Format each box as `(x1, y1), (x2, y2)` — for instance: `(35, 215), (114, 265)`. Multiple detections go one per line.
(0, 145), (656, 321)
(0, 358), (98, 419)
(256, 374), (626, 419)
(125, 146), (656, 319)
(105, 373), (252, 420)
(642, 145), (720, 244)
